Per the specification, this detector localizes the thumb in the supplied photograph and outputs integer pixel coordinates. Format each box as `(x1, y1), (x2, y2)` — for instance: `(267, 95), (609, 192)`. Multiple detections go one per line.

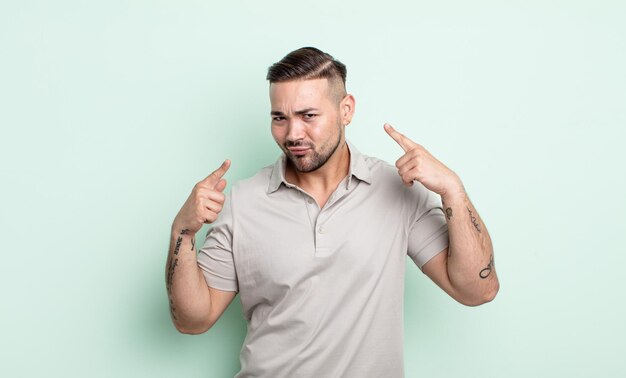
(214, 178), (227, 193)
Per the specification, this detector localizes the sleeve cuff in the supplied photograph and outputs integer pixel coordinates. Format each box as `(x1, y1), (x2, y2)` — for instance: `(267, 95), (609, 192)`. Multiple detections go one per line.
(198, 263), (239, 292)
(409, 226), (449, 272)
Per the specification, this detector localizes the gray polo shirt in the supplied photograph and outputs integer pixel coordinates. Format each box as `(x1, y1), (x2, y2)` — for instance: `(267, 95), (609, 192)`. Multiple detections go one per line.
(197, 141), (449, 378)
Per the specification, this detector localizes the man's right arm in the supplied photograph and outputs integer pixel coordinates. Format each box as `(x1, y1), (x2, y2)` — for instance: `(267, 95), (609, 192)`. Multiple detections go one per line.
(166, 160), (237, 334)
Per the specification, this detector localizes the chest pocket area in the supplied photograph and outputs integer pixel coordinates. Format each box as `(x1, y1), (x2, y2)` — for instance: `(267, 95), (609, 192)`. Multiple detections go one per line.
(233, 219), (315, 294)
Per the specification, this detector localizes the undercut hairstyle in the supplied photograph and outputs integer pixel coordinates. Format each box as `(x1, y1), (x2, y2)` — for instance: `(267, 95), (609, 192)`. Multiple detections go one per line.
(266, 47), (348, 103)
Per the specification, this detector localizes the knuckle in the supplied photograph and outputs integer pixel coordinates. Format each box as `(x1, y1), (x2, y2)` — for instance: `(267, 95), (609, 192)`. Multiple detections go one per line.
(195, 205), (204, 217)
(193, 184), (207, 195)
(197, 188), (210, 198)
(193, 195), (204, 206)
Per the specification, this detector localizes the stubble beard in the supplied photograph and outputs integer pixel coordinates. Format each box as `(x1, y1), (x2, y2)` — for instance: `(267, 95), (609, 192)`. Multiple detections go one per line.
(284, 125), (343, 173)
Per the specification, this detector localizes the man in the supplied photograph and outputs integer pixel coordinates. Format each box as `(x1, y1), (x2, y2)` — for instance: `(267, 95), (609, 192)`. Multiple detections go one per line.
(165, 47), (499, 377)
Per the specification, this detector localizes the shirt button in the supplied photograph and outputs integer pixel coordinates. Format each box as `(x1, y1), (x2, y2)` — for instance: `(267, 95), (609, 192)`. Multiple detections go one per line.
(318, 225), (325, 234)
(308, 198), (314, 204)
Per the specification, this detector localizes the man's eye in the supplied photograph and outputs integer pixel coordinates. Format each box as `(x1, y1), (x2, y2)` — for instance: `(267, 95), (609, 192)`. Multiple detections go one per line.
(304, 114), (317, 119)
(273, 116), (285, 121)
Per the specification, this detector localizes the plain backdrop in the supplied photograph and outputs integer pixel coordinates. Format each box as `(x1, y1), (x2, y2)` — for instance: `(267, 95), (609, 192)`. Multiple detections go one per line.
(1, 1), (625, 377)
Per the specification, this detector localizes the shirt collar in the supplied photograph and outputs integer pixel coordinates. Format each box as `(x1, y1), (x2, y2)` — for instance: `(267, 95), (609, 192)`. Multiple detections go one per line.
(267, 140), (372, 194)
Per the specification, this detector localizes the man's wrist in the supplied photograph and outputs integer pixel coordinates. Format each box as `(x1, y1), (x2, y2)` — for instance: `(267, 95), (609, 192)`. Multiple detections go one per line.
(170, 224), (197, 238)
(440, 181), (467, 205)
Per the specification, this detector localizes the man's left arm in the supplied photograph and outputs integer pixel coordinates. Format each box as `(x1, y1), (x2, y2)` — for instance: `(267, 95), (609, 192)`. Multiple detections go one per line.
(385, 123), (499, 306)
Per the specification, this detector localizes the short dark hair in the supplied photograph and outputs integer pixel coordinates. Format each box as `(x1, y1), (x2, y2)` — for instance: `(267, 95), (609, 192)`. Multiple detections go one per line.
(266, 47), (347, 88)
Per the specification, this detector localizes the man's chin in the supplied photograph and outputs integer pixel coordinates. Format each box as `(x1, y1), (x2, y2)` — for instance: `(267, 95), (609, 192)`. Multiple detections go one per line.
(289, 156), (323, 173)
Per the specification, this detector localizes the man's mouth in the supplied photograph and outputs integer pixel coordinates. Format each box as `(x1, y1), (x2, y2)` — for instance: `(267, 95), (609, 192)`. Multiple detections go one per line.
(287, 147), (311, 156)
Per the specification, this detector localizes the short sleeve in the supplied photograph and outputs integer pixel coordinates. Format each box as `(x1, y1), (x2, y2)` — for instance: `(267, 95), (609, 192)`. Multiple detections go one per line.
(406, 183), (449, 271)
(197, 192), (239, 292)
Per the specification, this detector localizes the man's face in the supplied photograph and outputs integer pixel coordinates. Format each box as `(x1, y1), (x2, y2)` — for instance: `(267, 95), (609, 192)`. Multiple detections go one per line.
(269, 78), (347, 173)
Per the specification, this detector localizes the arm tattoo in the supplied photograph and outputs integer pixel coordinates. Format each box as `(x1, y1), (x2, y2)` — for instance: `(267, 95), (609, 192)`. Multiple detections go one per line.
(479, 253), (494, 279)
(467, 207), (481, 233)
(169, 297), (177, 321)
(166, 255), (179, 318)
(173, 236), (183, 255)
(445, 207), (453, 220)
(166, 256), (179, 292)
(167, 229), (189, 320)
(166, 257), (178, 292)
(191, 237), (195, 251)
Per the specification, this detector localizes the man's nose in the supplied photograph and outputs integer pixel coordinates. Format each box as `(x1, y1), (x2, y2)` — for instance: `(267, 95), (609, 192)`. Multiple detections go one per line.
(286, 119), (306, 142)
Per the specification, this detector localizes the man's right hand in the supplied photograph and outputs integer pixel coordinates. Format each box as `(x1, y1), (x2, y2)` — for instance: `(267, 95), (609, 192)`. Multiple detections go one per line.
(172, 160), (231, 234)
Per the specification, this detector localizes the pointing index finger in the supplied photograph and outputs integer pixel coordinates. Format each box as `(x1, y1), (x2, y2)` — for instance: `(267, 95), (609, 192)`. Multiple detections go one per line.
(384, 123), (413, 152)
(203, 159), (231, 188)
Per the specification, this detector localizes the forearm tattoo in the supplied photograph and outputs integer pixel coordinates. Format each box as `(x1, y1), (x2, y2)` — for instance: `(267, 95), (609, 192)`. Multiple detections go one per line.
(166, 255), (179, 319)
(173, 236), (182, 255)
(467, 207), (481, 233)
(168, 297), (177, 321)
(479, 253), (494, 279)
(445, 207), (453, 220)
(167, 229), (195, 320)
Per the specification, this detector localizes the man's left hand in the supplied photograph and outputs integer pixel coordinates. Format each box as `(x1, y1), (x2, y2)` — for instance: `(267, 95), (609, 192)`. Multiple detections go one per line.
(384, 123), (463, 197)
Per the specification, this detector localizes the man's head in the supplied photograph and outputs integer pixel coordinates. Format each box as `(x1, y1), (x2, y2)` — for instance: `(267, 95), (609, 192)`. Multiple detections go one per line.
(267, 47), (348, 104)
(267, 47), (355, 173)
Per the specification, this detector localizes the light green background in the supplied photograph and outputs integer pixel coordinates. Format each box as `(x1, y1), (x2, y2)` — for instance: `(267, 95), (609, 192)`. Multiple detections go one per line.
(1, 1), (625, 377)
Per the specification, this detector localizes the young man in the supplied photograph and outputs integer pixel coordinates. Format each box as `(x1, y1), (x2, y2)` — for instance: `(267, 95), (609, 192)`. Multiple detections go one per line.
(166, 47), (499, 377)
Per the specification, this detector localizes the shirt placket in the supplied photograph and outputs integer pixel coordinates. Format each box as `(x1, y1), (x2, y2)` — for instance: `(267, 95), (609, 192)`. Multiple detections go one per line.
(311, 176), (352, 258)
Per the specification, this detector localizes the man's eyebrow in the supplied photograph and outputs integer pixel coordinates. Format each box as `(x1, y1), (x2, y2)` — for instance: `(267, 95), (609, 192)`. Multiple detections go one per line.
(270, 108), (319, 116)
(294, 108), (319, 115)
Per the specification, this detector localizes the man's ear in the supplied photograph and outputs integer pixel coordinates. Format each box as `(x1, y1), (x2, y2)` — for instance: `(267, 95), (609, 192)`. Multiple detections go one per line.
(341, 94), (355, 126)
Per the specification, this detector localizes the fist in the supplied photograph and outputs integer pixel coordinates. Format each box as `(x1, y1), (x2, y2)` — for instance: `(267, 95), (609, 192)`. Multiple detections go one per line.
(172, 160), (231, 234)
